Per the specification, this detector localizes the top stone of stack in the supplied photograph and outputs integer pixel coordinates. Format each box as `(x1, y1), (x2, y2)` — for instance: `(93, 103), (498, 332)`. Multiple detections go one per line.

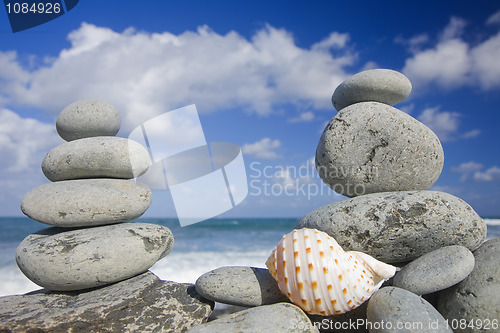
(332, 69), (412, 111)
(56, 98), (121, 141)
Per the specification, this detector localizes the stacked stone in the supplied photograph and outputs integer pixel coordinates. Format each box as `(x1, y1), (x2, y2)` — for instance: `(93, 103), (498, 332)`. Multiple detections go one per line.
(16, 98), (175, 292)
(297, 69), (493, 332)
(189, 70), (496, 333)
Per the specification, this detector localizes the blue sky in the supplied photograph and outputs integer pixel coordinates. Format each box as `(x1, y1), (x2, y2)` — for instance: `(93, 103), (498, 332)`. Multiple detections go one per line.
(1, 1), (500, 219)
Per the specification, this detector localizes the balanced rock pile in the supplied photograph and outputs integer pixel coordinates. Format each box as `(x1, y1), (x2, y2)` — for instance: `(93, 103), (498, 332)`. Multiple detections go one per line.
(188, 70), (496, 333)
(0, 99), (213, 332)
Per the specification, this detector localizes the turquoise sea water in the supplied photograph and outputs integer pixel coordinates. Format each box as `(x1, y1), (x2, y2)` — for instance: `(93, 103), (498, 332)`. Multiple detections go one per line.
(0, 217), (498, 297)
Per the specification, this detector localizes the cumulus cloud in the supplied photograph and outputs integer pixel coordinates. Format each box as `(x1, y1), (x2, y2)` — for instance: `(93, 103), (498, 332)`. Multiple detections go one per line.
(451, 161), (484, 174)
(288, 111), (314, 123)
(474, 166), (500, 182)
(0, 109), (61, 215)
(417, 106), (461, 142)
(402, 16), (500, 91)
(0, 23), (356, 134)
(486, 10), (500, 25)
(0, 109), (61, 172)
(242, 138), (281, 159)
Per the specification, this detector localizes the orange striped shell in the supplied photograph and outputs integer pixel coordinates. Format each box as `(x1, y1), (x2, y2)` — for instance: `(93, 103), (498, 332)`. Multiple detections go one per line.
(265, 228), (397, 316)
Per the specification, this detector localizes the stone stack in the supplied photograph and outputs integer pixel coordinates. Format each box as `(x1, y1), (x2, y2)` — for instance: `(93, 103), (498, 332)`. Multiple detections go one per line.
(16, 98), (175, 292)
(188, 70), (495, 333)
(297, 69), (491, 332)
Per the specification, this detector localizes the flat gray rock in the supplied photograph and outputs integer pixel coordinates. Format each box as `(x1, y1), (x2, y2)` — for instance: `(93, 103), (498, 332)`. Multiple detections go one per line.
(393, 245), (474, 295)
(438, 238), (500, 333)
(332, 69), (412, 111)
(21, 179), (151, 227)
(16, 223), (174, 291)
(367, 287), (452, 332)
(56, 98), (121, 141)
(316, 102), (444, 197)
(195, 266), (289, 307)
(42, 136), (150, 181)
(0, 271), (213, 333)
(187, 303), (318, 333)
(296, 191), (486, 263)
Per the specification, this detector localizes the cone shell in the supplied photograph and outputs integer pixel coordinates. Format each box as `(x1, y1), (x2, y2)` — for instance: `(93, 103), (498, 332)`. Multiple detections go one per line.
(266, 228), (397, 316)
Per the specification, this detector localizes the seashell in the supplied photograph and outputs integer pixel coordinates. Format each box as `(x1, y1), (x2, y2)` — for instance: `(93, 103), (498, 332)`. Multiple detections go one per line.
(265, 228), (397, 316)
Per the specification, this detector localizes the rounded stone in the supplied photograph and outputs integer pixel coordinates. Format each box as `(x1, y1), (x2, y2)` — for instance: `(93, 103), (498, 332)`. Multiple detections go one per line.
(42, 136), (151, 181)
(393, 246), (475, 295)
(438, 238), (500, 333)
(56, 98), (121, 141)
(16, 223), (174, 291)
(21, 179), (152, 227)
(367, 287), (452, 332)
(296, 191), (486, 263)
(195, 266), (289, 307)
(332, 69), (412, 111)
(187, 303), (317, 333)
(316, 102), (444, 197)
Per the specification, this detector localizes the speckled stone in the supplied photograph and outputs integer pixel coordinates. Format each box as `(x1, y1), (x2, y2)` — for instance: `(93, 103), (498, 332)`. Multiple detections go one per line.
(42, 136), (150, 181)
(0, 271), (213, 333)
(21, 179), (151, 227)
(367, 287), (452, 332)
(16, 223), (174, 291)
(195, 266), (289, 307)
(316, 102), (444, 197)
(438, 238), (500, 333)
(296, 191), (486, 263)
(56, 98), (121, 141)
(393, 246), (475, 295)
(187, 303), (318, 333)
(332, 69), (412, 111)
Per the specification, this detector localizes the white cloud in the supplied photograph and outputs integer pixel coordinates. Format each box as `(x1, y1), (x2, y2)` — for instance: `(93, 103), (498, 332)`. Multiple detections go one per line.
(0, 23), (356, 134)
(288, 111), (314, 123)
(402, 16), (500, 91)
(242, 138), (281, 159)
(440, 17), (467, 41)
(474, 166), (500, 182)
(486, 10), (500, 25)
(462, 129), (481, 139)
(0, 109), (61, 172)
(417, 106), (461, 142)
(451, 161), (484, 174)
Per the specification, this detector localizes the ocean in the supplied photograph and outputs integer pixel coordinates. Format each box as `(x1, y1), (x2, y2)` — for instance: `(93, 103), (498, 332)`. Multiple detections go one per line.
(0, 217), (499, 297)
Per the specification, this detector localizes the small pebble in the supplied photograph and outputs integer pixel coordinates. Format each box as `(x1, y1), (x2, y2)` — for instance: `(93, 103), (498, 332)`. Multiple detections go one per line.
(438, 238), (500, 333)
(21, 179), (151, 227)
(16, 223), (174, 291)
(187, 303), (318, 333)
(195, 266), (289, 307)
(42, 136), (150, 181)
(56, 98), (121, 141)
(332, 69), (412, 111)
(393, 245), (475, 295)
(367, 287), (452, 332)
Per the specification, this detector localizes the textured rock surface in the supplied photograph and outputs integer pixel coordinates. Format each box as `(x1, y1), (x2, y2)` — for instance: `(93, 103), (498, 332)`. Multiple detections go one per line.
(195, 266), (289, 307)
(367, 287), (452, 332)
(56, 98), (121, 141)
(187, 303), (318, 333)
(296, 191), (486, 263)
(21, 179), (151, 227)
(393, 245), (474, 295)
(0, 271), (213, 333)
(332, 69), (412, 111)
(438, 238), (500, 333)
(316, 102), (444, 197)
(42, 136), (150, 181)
(16, 223), (174, 291)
